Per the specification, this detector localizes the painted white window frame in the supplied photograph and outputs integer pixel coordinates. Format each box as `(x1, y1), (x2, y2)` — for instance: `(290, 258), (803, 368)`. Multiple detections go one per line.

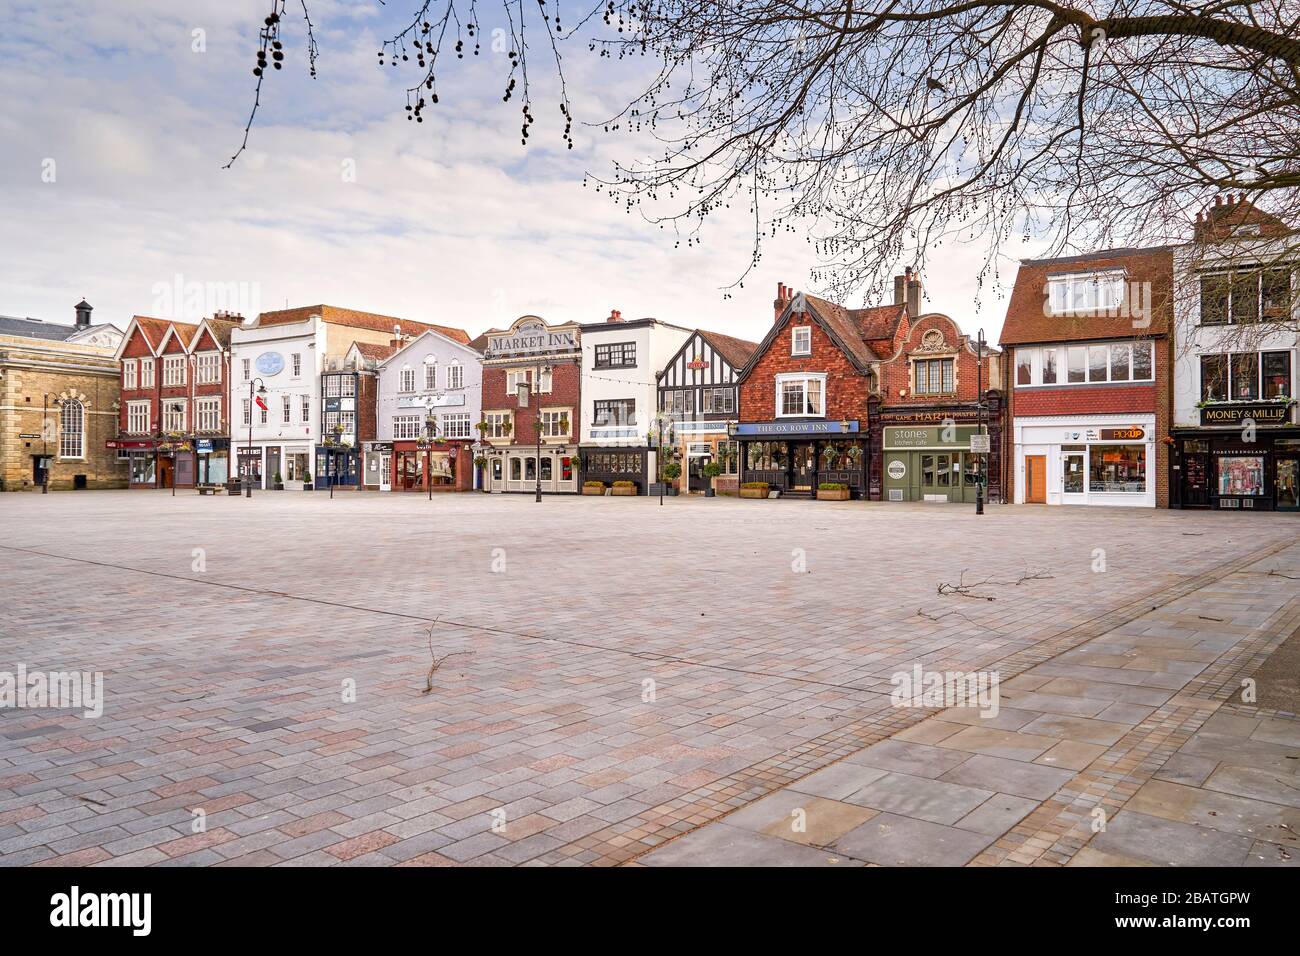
(300, 395), (311, 422)
(442, 412), (472, 438)
(424, 360), (438, 391)
(1047, 270), (1126, 315)
(196, 397), (220, 431)
(392, 415), (422, 439)
(162, 355), (186, 387)
(195, 352), (220, 384)
(127, 400), (150, 434)
(122, 359), (138, 389)
(447, 361), (464, 390)
(791, 326), (812, 356)
(162, 398), (187, 432)
(59, 400), (84, 459)
(291, 353), (302, 377)
(1016, 340), (1154, 387)
(775, 372), (827, 418)
(399, 367), (416, 393)
(140, 358), (155, 388)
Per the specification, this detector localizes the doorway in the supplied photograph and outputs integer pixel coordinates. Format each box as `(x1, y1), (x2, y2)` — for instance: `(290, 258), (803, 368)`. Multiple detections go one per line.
(788, 442), (817, 495)
(1025, 455), (1047, 503)
(158, 455), (175, 490)
(31, 455), (48, 487)
(380, 453), (392, 491)
(1277, 457), (1299, 511)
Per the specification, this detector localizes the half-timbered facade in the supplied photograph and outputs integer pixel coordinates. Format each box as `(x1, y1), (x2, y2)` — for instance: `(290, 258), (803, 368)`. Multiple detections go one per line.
(656, 328), (757, 494)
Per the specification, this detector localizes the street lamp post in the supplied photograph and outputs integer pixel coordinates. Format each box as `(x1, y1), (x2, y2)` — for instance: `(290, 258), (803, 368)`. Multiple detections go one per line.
(976, 328), (986, 516)
(423, 413), (437, 501)
(244, 378), (266, 498)
(653, 411), (676, 507)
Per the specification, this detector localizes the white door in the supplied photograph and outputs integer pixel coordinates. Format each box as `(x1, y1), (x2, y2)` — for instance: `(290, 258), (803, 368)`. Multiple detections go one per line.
(380, 454), (391, 491)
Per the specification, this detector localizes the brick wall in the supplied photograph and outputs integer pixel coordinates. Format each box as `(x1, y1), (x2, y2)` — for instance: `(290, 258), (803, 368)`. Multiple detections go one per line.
(482, 361), (581, 444)
(739, 312), (870, 422)
(876, 314), (998, 405)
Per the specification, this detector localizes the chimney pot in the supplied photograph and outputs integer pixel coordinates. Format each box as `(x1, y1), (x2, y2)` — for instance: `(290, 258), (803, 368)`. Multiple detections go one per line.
(607, 309), (622, 323)
(74, 299), (92, 328)
(1215, 195), (1222, 206)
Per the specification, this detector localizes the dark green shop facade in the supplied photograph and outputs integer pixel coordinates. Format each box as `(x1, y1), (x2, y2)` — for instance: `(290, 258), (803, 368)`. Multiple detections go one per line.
(881, 424), (988, 503)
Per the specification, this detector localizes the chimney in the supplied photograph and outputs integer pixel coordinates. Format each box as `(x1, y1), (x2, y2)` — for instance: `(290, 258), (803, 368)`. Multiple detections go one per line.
(74, 299), (92, 328)
(893, 268), (922, 317)
(607, 309), (623, 323)
(774, 281), (791, 321)
(390, 323), (403, 348)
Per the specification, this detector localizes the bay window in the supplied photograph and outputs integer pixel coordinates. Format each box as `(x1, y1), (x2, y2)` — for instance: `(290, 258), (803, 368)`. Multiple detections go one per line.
(1018, 341), (1152, 386)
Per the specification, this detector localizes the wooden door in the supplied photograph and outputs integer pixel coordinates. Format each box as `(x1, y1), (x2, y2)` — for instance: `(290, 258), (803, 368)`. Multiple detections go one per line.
(1025, 455), (1047, 503)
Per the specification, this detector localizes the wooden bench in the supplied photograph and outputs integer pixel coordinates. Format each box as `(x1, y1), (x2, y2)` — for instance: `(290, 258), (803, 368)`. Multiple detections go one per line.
(196, 484), (224, 496)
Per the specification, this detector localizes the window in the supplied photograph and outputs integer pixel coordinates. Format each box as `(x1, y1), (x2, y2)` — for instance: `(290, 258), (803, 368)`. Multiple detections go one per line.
(140, 358), (155, 388)
(747, 441), (788, 471)
(914, 358), (954, 394)
(1202, 267), (1295, 325)
(718, 440), (739, 475)
(447, 362), (464, 389)
(1042, 348), (1058, 384)
(778, 374), (824, 416)
(301, 395), (311, 422)
(242, 398), (252, 426)
(594, 342), (636, 368)
(1016, 352), (1031, 386)
(1231, 353), (1260, 400)
(1263, 352), (1292, 398)
(441, 412), (472, 438)
(291, 353), (302, 377)
(399, 367), (416, 393)
(536, 367), (553, 393)
(59, 401), (84, 458)
(195, 352), (220, 384)
(791, 326), (812, 355)
(1132, 341), (1153, 380)
(1089, 445), (1146, 493)
(483, 412), (512, 439)
(424, 361), (437, 391)
(510, 457), (522, 480)
(392, 415), (422, 439)
(661, 389), (693, 415)
(1218, 455), (1265, 496)
(1109, 343), (1131, 382)
(281, 395), (291, 424)
(1067, 347), (1087, 383)
(196, 398), (220, 431)
(506, 367), (548, 397)
(162, 400), (186, 432)
(586, 451), (642, 474)
(241, 357), (250, 381)
(1048, 271), (1125, 314)
(122, 359), (138, 389)
(701, 387), (734, 414)
(1088, 345), (1109, 382)
(259, 401), (267, 425)
(540, 410), (568, 438)
(593, 399), (636, 427)
(127, 401), (150, 434)
(1201, 355), (1228, 401)
(163, 355), (186, 386)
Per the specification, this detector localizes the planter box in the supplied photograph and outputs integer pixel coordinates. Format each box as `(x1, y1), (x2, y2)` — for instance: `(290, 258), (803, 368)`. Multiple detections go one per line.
(816, 488), (851, 501)
(582, 486), (606, 496)
(739, 487), (769, 499)
(611, 486), (636, 496)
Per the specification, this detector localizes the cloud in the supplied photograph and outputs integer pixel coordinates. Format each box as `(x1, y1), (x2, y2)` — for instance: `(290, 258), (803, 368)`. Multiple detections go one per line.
(0, 0), (1027, 343)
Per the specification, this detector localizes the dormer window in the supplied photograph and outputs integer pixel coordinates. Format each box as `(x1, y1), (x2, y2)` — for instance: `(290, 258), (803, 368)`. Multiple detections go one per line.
(1047, 270), (1125, 315)
(791, 326), (812, 356)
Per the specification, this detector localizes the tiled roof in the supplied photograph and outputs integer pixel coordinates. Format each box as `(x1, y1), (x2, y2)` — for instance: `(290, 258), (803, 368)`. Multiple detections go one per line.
(696, 329), (759, 369)
(0, 315), (81, 341)
(255, 305), (471, 345)
(354, 342), (399, 361)
(200, 317), (243, 350)
(801, 295), (886, 368)
(999, 246), (1173, 346)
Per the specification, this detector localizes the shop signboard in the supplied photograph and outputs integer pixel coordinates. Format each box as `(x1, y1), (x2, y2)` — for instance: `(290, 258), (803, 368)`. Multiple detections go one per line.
(884, 425), (979, 449)
(1199, 402), (1293, 427)
(736, 420), (859, 436)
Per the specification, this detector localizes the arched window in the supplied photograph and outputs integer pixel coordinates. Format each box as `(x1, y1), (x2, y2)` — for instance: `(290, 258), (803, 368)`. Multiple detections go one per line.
(60, 400), (84, 459)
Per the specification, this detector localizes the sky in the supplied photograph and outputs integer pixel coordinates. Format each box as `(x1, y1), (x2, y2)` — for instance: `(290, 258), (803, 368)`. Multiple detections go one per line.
(0, 0), (1039, 345)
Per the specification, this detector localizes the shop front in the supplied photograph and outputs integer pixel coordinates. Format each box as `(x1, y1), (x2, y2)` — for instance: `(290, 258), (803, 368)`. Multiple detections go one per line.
(1173, 401), (1299, 511)
(1013, 414), (1156, 507)
(736, 420), (865, 498)
(314, 443), (360, 488)
(363, 441), (393, 491)
(881, 425), (987, 503)
(389, 439), (473, 491)
(671, 424), (740, 495)
(195, 437), (229, 486)
(487, 445), (579, 494)
(107, 439), (160, 488)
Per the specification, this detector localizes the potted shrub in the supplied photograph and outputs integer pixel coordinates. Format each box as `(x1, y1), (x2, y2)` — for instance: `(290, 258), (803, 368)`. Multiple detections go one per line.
(303, 470), (313, 491)
(661, 462), (681, 496)
(740, 481), (770, 499)
(583, 480), (606, 496)
(702, 461), (722, 497)
(817, 482), (851, 501)
(611, 480), (636, 496)
(273, 470), (284, 491)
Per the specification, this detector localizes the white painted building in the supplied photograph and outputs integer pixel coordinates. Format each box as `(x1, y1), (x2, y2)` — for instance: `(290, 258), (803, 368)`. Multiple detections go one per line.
(228, 315), (324, 489)
(371, 330), (484, 491)
(1170, 197), (1299, 511)
(578, 311), (692, 492)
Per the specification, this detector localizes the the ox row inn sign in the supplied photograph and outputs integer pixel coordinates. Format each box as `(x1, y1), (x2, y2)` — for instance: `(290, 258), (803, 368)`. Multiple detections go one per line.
(485, 320), (578, 358)
(1199, 401), (1293, 427)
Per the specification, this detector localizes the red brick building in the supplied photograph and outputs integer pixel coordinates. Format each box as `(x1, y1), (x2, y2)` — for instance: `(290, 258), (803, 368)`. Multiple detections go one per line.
(869, 272), (1003, 503)
(477, 316), (582, 493)
(112, 313), (242, 488)
(1000, 247), (1173, 507)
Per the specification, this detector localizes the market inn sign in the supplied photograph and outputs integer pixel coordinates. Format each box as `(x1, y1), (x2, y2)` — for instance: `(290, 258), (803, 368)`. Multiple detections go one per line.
(1199, 401), (1294, 427)
(484, 320), (578, 358)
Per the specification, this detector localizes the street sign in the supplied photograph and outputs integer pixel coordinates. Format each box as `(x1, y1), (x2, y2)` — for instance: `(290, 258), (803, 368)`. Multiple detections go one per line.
(969, 434), (991, 454)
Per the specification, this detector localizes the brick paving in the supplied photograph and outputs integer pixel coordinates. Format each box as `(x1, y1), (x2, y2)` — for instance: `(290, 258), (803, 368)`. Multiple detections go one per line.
(0, 490), (1296, 866)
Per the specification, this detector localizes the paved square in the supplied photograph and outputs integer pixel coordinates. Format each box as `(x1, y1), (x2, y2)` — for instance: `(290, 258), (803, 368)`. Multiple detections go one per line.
(0, 491), (1296, 866)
